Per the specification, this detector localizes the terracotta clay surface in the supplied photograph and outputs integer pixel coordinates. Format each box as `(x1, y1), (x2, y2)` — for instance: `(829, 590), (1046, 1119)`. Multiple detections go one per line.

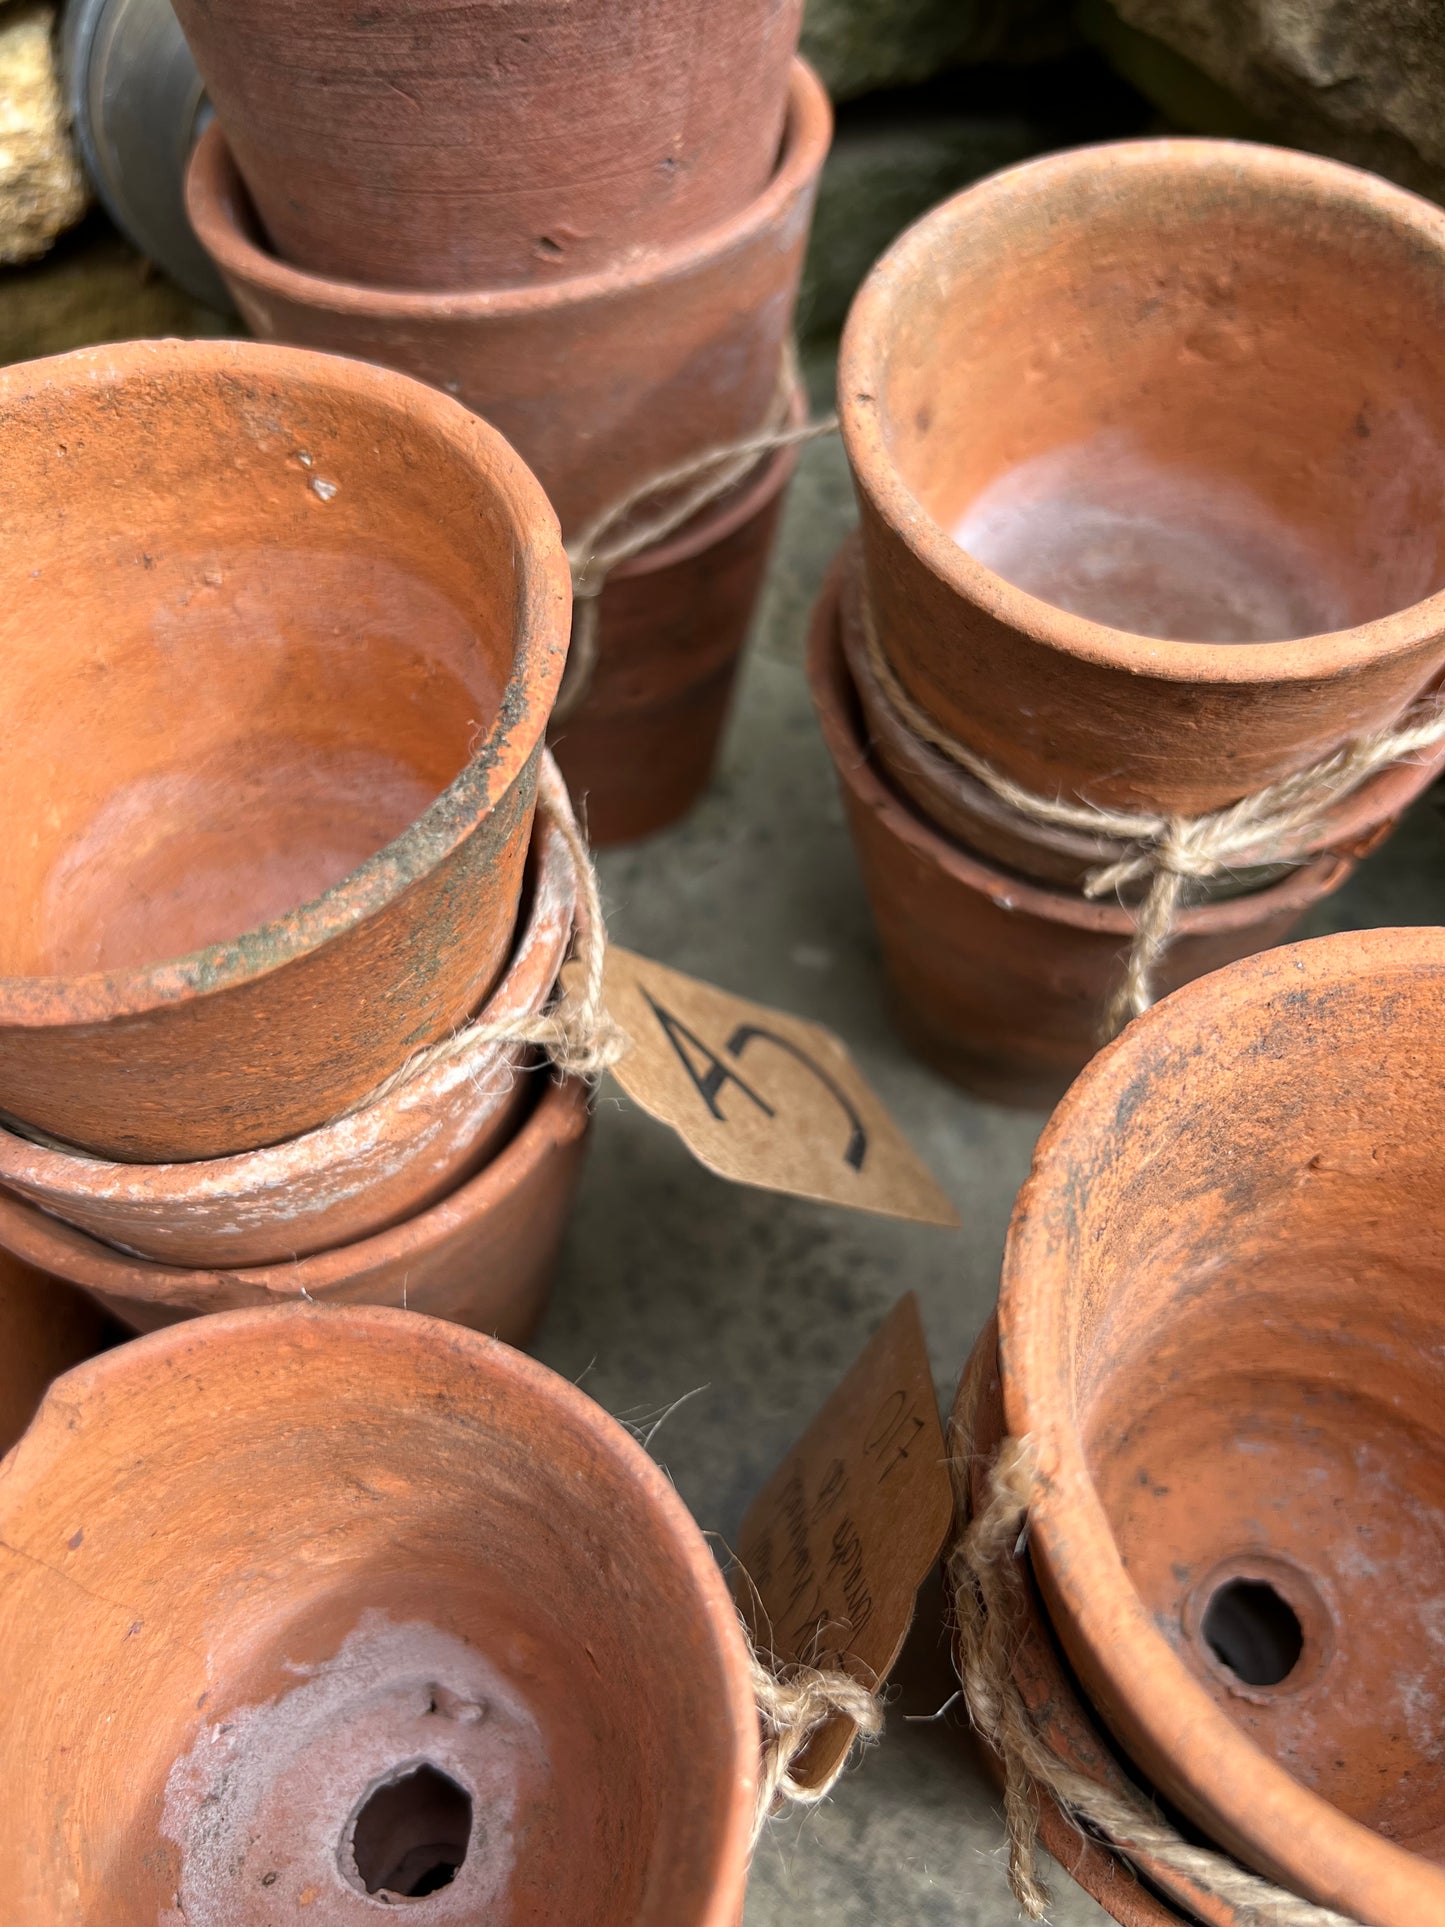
(0, 762), (578, 1266)
(808, 554), (1354, 1107)
(840, 139), (1445, 814)
(171, 0), (802, 291)
(186, 61), (831, 537)
(0, 1254), (113, 1459)
(953, 1320), (1235, 1927)
(0, 339), (569, 1162)
(550, 429), (799, 846)
(1001, 927), (1445, 1924)
(0, 1303), (759, 1921)
(838, 539), (1445, 898)
(0, 1073), (590, 1343)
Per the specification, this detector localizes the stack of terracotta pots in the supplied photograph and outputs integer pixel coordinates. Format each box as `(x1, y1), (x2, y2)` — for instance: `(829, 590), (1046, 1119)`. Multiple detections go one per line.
(0, 336), (590, 1342)
(174, 0), (833, 844)
(957, 926), (1445, 1925)
(815, 138), (1445, 1105)
(0, 332), (767, 1917)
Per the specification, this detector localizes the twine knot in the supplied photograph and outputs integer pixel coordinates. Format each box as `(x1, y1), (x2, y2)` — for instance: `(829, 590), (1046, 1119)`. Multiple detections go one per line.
(749, 1647), (884, 1844)
(859, 588), (1445, 1039)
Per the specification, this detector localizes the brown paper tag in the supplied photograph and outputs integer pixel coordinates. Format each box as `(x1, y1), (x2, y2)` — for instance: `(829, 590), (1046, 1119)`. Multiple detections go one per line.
(600, 948), (958, 1227)
(734, 1293), (954, 1790)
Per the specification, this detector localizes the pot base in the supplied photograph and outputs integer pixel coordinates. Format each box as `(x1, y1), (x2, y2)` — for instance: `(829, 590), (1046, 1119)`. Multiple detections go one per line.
(163, 1611), (554, 1924)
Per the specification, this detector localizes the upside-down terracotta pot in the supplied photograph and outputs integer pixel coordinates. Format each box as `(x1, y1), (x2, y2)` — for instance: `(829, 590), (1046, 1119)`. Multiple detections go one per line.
(0, 1072), (590, 1342)
(840, 140), (1445, 816)
(0, 1254), (115, 1459)
(0, 339), (569, 1163)
(837, 540), (1445, 899)
(186, 60), (832, 538)
(0, 1303), (758, 1922)
(0, 759), (579, 1267)
(808, 555), (1357, 1107)
(1000, 927), (1445, 1924)
(953, 1320), (1235, 1927)
(549, 421), (800, 845)
(171, 0), (802, 291)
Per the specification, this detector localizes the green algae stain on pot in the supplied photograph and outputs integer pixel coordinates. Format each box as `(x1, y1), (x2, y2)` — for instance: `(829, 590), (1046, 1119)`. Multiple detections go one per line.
(0, 339), (569, 1161)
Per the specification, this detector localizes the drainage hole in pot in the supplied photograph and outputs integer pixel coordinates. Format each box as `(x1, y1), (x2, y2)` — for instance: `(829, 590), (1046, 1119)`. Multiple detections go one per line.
(350, 1763), (472, 1900)
(1202, 1578), (1304, 1687)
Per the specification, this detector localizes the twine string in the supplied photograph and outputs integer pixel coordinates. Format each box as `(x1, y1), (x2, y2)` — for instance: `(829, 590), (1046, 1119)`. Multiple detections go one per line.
(333, 758), (626, 1121)
(946, 1408), (1363, 1926)
(749, 1647), (884, 1845)
(860, 596), (1445, 1036)
(553, 346), (840, 725)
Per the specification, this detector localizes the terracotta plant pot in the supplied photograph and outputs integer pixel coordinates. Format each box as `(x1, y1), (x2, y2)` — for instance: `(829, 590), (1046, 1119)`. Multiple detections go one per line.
(549, 425), (800, 846)
(185, 60), (832, 538)
(1001, 927), (1445, 1924)
(171, 0), (802, 291)
(808, 555), (1357, 1107)
(0, 1303), (758, 1921)
(0, 760), (579, 1267)
(953, 1319), (1236, 1927)
(0, 1072), (590, 1342)
(837, 540), (1445, 899)
(839, 139), (1445, 816)
(0, 339), (569, 1163)
(0, 1253), (115, 1459)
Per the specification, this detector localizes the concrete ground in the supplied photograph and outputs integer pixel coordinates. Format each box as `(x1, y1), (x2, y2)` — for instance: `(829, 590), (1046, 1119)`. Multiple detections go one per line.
(531, 354), (1445, 1925)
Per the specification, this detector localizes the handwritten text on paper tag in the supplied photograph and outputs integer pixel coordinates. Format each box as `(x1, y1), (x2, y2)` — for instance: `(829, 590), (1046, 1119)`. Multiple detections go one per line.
(735, 1293), (954, 1791)
(600, 948), (958, 1227)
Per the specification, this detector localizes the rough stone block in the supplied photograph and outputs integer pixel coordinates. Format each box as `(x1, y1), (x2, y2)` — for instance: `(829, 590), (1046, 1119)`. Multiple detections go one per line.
(0, 3), (88, 265)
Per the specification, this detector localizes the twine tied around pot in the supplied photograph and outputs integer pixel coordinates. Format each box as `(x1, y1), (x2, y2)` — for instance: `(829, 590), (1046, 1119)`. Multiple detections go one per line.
(553, 345), (840, 726)
(335, 759), (627, 1119)
(947, 1420), (1363, 1927)
(860, 596), (1445, 1037)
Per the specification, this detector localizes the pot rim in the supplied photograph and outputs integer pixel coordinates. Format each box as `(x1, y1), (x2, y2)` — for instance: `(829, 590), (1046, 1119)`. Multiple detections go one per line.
(998, 926), (1445, 1920)
(5, 1298), (760, 1925)
(809, 553), (1352, 933)
(839, 136), (1445, 689)
(0, 1067), (588, 1300)
(835, 535), (1445, 863)
(0, 337), (571, 1030)
(0, 755), (577, 1205)
(186, 57), (832, 318)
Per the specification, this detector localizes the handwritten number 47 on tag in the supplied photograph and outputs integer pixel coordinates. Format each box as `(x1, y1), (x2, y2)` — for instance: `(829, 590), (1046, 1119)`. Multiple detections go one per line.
(600, 948), (958, 1228)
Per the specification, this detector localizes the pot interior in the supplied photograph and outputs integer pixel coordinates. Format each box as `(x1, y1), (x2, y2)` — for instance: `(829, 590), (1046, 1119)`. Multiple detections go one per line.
(870, 143), (1445, 643)
(0, 1311), (745, 1923)
(1031, 937), (1445, 1857)
(0, 350), (519, 979)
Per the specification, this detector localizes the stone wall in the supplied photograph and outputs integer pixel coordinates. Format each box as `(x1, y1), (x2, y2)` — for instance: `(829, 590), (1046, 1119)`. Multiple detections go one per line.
(1087, 0), (1445, 202)
(0, 3), (87, 265)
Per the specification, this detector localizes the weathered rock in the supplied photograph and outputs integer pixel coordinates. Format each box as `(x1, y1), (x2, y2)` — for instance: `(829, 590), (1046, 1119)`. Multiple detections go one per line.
(1092, 0), (1445, 201)
(800, 115), (1046, 338)
(0, 3), (88, 264)
(801, 0), (1074, 103)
